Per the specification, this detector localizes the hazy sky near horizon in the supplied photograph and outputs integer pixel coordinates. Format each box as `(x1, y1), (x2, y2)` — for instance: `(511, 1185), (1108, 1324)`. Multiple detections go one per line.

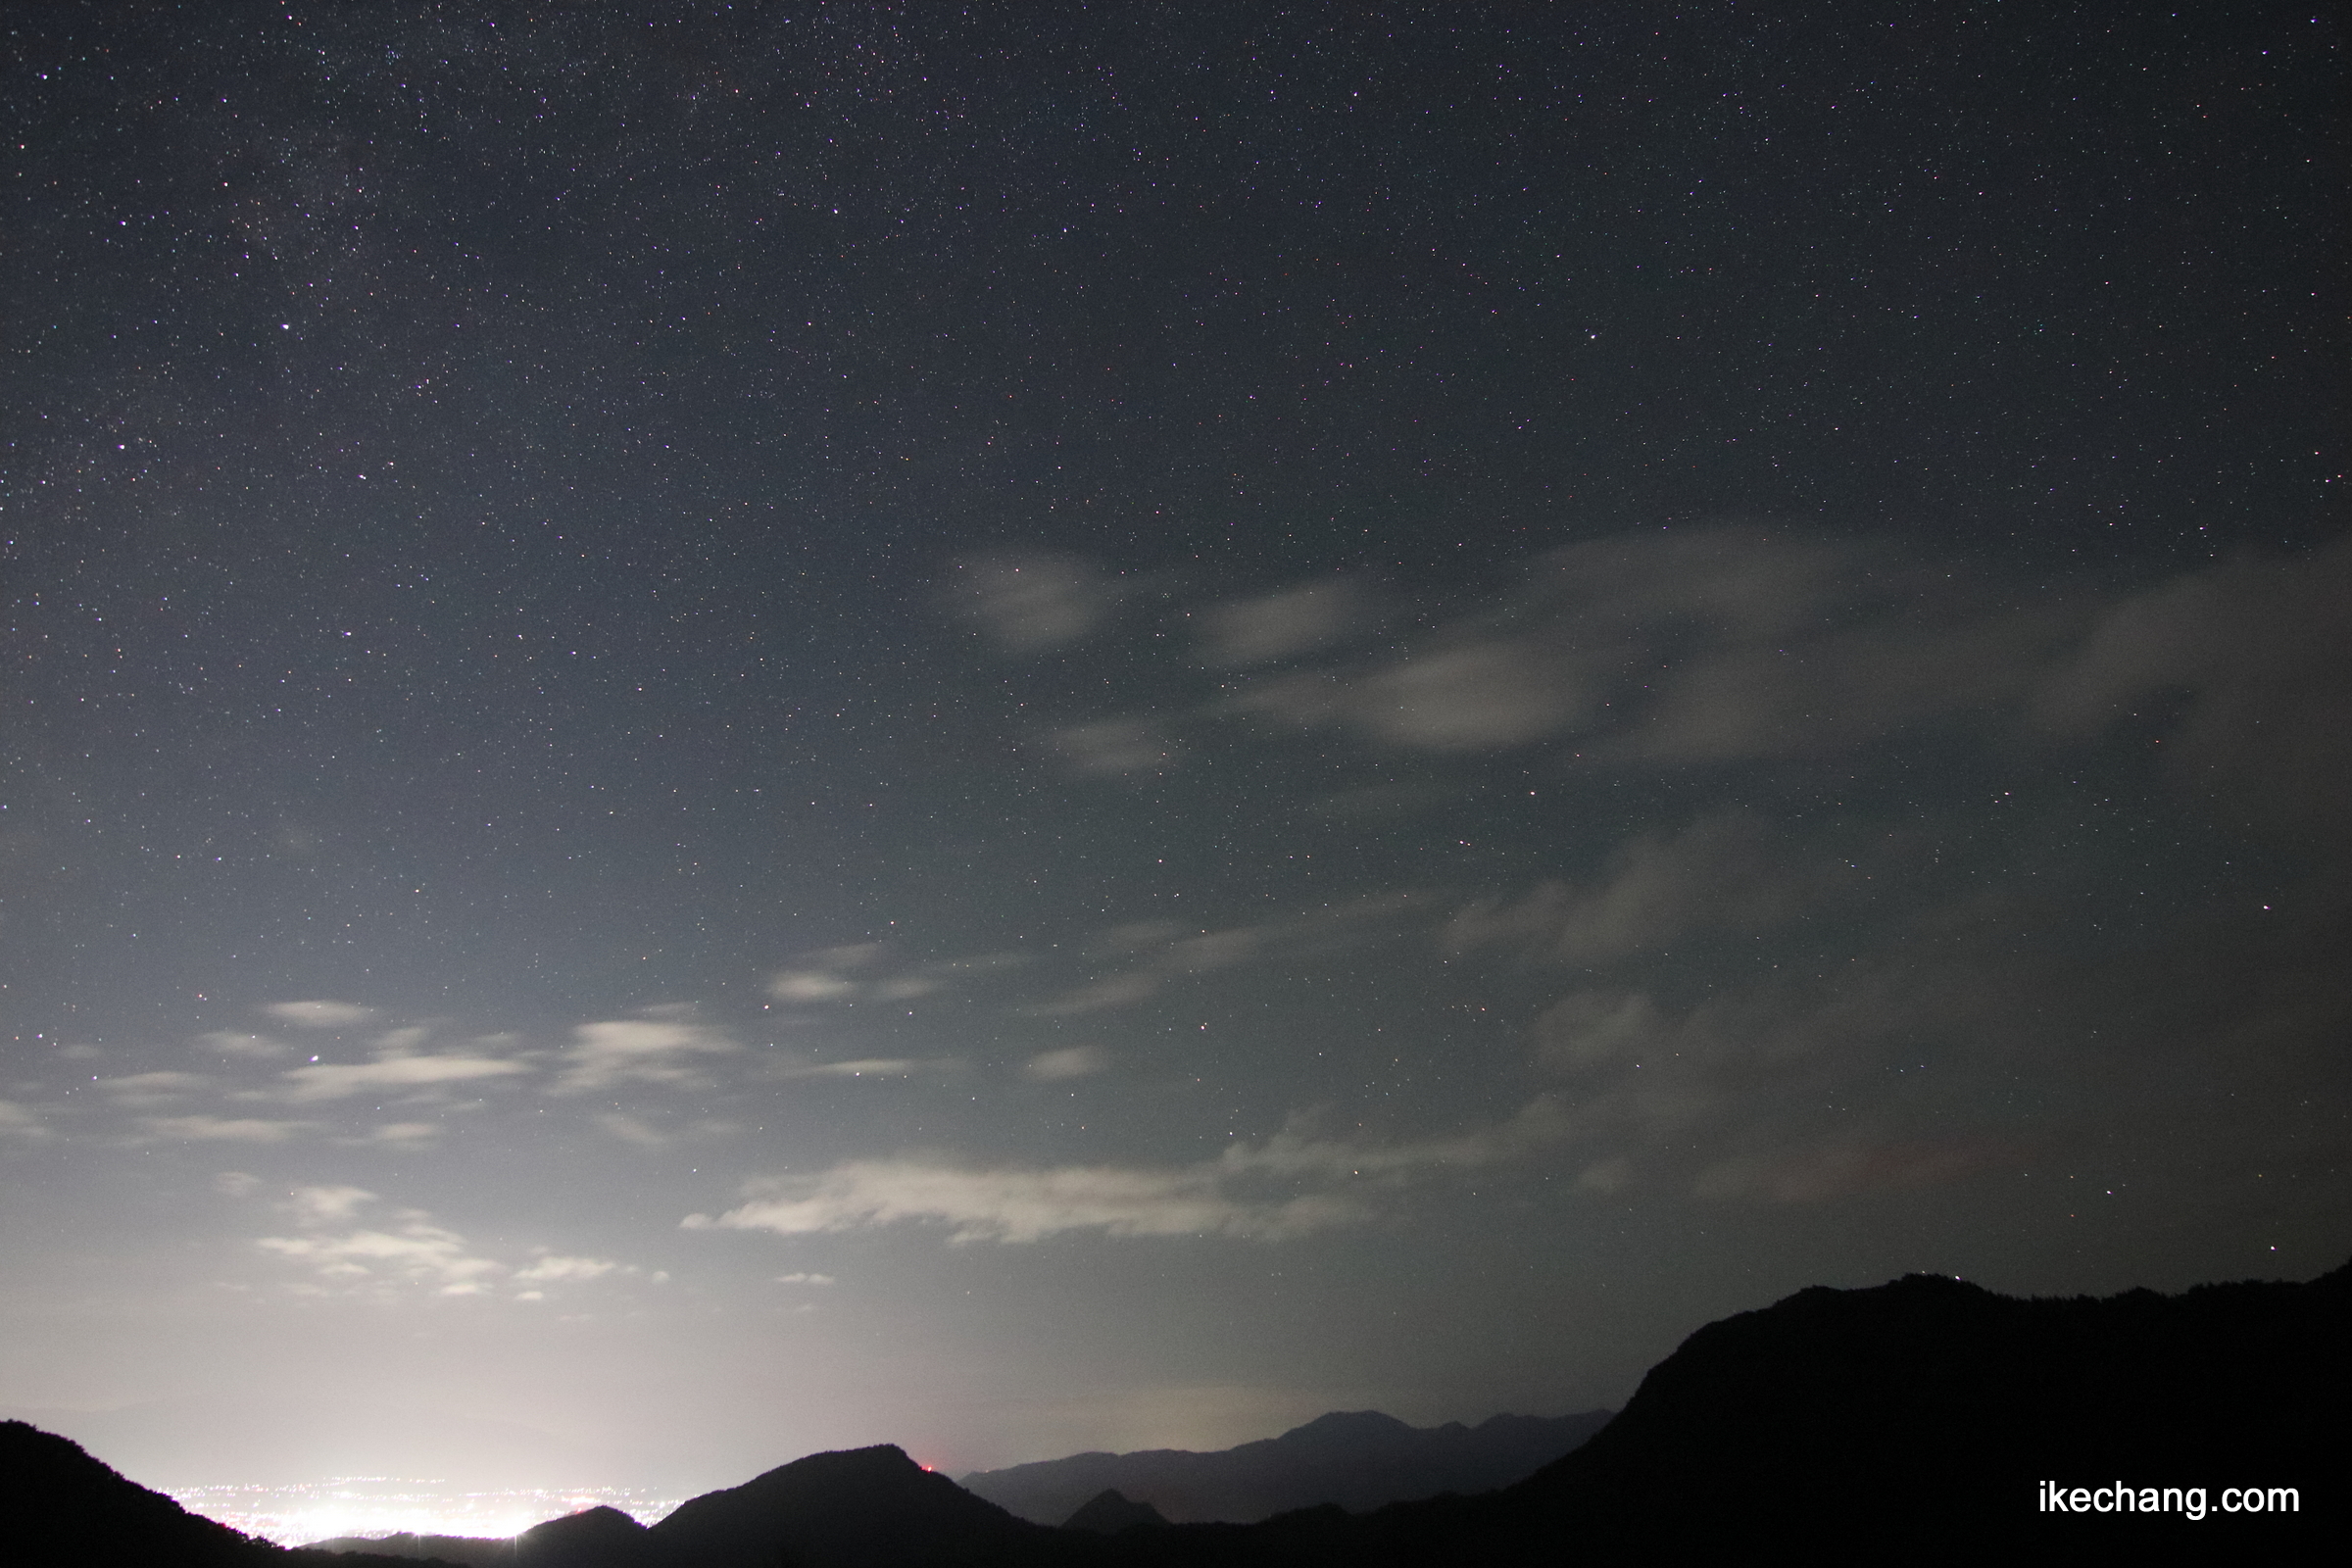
(3, 0), (2345, 1500)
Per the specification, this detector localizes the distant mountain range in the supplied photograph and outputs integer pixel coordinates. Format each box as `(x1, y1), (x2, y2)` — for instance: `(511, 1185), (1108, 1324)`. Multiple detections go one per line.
(10, 1258), (2342, 1564)
(958, 1407), (1612, 1524)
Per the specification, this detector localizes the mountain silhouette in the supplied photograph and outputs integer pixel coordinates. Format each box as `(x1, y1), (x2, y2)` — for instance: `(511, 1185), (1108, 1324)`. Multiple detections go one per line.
(2, 1417), (281, 1568)
(15, 1258), (2344, 1565)
(306, 1534), (512, 1565)
(959, 1406), (1610, 1524)
(1059, 1490), (1168, 1534)
(0, 1418), (449, 1568)
(1482, 1256), (2351, 1555)
(515, 1504), (653, 1565)
(639, 1442), (1087, 1567)
(1108, 1258), (2351, 1562)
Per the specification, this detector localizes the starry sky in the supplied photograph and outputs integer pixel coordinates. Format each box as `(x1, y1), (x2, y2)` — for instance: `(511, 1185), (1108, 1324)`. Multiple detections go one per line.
(2, 0), (2345, 1502)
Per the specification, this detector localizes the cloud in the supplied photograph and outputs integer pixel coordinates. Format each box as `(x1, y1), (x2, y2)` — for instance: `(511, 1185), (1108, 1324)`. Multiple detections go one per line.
(512, 1253), (621, 1284)
(553, 1018), (739, 1093)
(1196, 580), (1367, 666)
(253, 1191), (660, 1298)
(142, 1115), (316, 1143)
(98, 1071), (213, 1108)
(1013, 531), (2346, 812)
(197, 1030), (290, 1060)
(2034, 537), (2352, 851)
(0, 1099), (52, 1140)
(1209, 526), (2075, 762)
(358, 1121), (442, 1148)
(1027, 971), (1167, 1017)
(768, 971), (859, 1002)
(688, 1158), (1361, 1244)
(284, 1184), (377, 1225)
(274, 1051), (529, 1102)
(596, 1112), (672, 1149)
(776, 1271), (836, 1286)
(1514, 944), (2089, 1204)
(1523, 983), (1859, 1150)
(956, 552), (1129, 651)
(768, 1057), (930, 1080)
(255, 1187), (501, 1294)
(1573, 1156), (1635, 1195)
(1691, 1139), (2016, 1203)
(257, 1218), (503, 1293)
(1268, 640), (1605, 751)
(214, 1171), (262, 1198)
(1023, 1046), (1108, 1082)
(1532, 991), (1673, 1070)
(1443, 811), (1872, 965)
(592, 1110), (741, 1148)
(685, 1100), (1567, 1246)
(764, 945), (973, 1005)
(1028, 894), (1421, 1016)
(1053, 717), (1182, 774)
(264, 1000), (375, 1028)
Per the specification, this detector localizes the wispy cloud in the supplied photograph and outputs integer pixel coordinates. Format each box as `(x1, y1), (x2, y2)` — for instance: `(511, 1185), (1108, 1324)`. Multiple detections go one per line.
(98, 1071), (213, 1108)
(258, 1218), (504, 1295)
(513, 1253), (623, 1284)
(1195, 579), (1369, 666)
(1228, 639), (1602, 751)
(768, 970), (860, 1002)
(274, 1051), (528, 1103)
(251, 1191), (661, 1298)
(688, 1158), (1361, 1244)
(196, 1030), (290, 1060)
(1027, 894), (1421, 1016)
(142, 1114), (317, 1144)
(355, 1121), (444, 1148)
(1209, 528), (2079, 761)
(765, 945), (1029, 1008)
(1518, 948), (2068, 1204)
(284, 1184), (376, 1224)
(685, 1100), (1567, 1246)
(956, 551), (1131, 651)
(1691, 1139), (2016, 1203)
(263, 1000), (375, 1028)
(0, 1099), (53, 1141)
(1443, 810), (1876, 966)
(2035, 535), (2352, 851)
(1028, 527), (2102, 777)
(1051, 717), (1182, 775)
(1022, 1046), (1108, 1082)
(552, 1017), (739, 1094)
(767, 1057), (942, 1081)
(595, 1112), (672, 1149)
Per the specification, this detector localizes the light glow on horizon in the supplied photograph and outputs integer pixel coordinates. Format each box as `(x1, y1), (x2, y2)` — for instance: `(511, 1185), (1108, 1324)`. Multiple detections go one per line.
(167, 1478), (684, 1546)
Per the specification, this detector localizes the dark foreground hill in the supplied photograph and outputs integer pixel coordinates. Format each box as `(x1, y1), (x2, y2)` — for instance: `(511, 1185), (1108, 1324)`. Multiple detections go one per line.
(959, 1407), (1611, 1524)
(312, 1508), (651, 1566)
(12, 1258), (2344, 1565)
(0, 1418), (456, 1568)
(1111, 1257), (2351, 1563)
(1496, 1256), (2348, 1556)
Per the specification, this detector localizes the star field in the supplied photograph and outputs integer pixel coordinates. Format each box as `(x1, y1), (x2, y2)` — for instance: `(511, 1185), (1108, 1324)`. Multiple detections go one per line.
(1, 0), (2344, 1501)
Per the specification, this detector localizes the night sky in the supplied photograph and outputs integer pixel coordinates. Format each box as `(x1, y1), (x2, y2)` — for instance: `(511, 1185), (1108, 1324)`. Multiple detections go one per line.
(3, 0), (2346, 1511)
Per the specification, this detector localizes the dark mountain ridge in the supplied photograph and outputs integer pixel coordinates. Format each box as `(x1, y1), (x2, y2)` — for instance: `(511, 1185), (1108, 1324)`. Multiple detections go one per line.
(11, 1258), (2343, 1565)
(1116, 1257), (2351, 1562)
(958, 1406), (1612, 1524)
(0, 1419), (461, 1568)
